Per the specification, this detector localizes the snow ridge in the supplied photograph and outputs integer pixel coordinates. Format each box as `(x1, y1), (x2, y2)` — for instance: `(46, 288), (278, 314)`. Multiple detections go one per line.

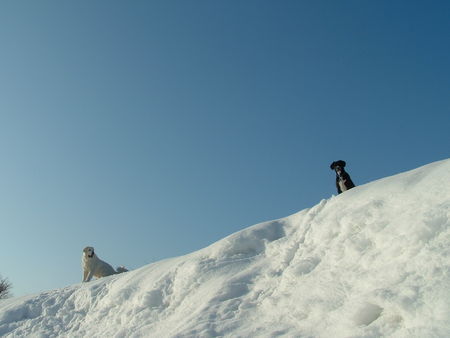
(1, 159), (449, 337)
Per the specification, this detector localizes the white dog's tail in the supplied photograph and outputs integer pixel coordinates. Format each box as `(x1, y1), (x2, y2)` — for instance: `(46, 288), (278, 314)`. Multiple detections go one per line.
(116, 266), (128, 274)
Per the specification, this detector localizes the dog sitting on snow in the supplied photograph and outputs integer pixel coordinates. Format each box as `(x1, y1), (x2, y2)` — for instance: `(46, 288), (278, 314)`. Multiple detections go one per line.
(330, 160), (355, 194)
(82, 246), (128, 282)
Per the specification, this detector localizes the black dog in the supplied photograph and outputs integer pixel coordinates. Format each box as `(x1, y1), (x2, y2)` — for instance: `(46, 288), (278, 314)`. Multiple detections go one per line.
(330, 160), (355, 194)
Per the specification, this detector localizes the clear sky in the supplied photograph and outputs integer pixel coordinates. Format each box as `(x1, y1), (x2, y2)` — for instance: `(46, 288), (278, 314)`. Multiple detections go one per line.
(1, 1), (449, 297)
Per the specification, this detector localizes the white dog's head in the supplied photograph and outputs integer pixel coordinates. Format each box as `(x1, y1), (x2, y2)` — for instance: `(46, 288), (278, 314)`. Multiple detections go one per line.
(83, 246), (95, 258)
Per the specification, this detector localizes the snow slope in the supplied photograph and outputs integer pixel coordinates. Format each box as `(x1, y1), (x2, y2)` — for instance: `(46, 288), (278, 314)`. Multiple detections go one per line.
(1, 159), (449, 337)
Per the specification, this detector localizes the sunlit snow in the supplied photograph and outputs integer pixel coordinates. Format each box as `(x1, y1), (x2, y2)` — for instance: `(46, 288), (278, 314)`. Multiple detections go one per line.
(1, 159), (449, 337)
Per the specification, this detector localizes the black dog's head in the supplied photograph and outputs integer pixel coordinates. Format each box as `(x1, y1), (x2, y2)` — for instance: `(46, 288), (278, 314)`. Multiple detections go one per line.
(330, 160), (346, 170)
(330, 160), (347, 175)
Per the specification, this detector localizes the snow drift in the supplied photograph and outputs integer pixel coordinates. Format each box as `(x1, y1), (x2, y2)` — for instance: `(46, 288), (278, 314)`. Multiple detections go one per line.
(1, 159), (449, 337)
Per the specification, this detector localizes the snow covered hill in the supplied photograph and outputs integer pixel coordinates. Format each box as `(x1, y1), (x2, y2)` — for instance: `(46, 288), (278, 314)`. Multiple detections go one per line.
(1, 159), (449, 337)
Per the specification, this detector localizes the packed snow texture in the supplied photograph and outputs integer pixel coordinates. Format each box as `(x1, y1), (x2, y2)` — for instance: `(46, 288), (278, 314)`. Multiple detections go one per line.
(1, 159), (449, 337)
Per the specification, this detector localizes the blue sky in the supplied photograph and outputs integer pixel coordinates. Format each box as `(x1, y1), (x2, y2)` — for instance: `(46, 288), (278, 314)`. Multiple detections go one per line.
(1, 1), (449, 297)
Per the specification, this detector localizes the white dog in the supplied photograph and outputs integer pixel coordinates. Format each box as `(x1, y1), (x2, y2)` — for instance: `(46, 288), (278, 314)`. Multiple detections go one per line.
(82, 246), (128, 282)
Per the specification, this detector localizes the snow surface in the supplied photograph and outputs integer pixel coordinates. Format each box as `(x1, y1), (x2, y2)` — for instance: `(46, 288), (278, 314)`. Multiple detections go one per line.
(1, 159), (449, 337)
